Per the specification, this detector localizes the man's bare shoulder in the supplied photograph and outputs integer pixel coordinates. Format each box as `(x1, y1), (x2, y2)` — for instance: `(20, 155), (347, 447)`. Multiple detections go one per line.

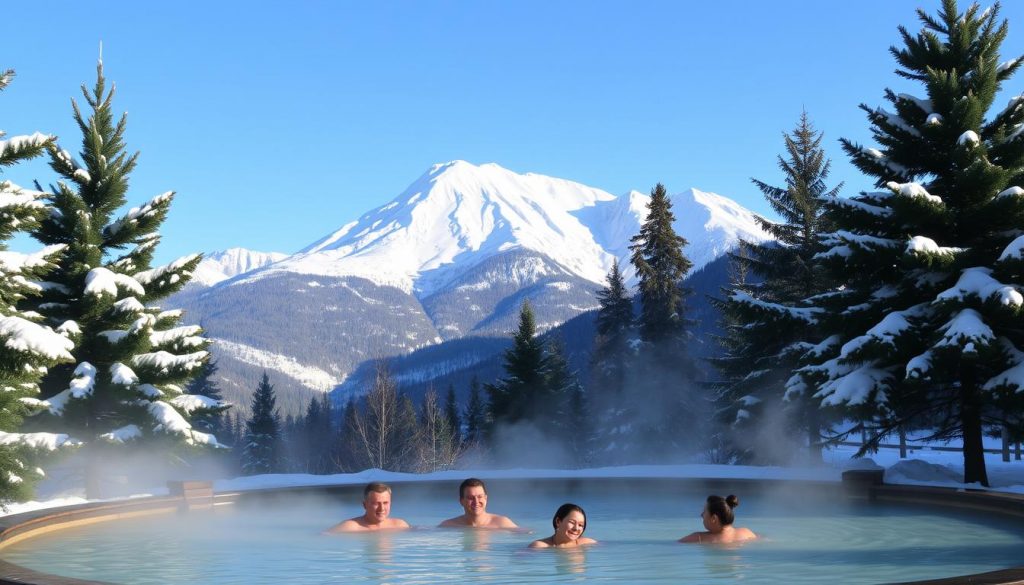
(386, 518), (411, 529)
(488, 514), (518, 528)
(324, 517), (367, 533)
(439, 515), (468, 527)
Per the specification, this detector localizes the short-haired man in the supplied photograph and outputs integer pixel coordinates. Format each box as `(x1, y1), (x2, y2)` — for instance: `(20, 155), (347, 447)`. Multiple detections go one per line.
(326, 482), (410, 532)
(439, 478), (517, 528)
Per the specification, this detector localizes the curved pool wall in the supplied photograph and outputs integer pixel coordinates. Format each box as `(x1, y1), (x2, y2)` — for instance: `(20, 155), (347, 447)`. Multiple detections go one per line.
(2, 475), (1024, 585)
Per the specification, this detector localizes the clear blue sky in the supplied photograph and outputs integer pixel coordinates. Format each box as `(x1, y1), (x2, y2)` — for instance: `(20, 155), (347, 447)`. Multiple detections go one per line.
(4, 1), (1024, 265)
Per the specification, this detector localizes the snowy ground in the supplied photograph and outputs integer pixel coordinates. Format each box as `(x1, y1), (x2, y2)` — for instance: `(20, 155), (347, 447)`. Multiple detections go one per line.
(3, 440), (1022, 518)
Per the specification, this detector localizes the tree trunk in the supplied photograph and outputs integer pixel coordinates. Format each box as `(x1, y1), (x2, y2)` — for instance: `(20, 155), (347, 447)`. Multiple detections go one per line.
(1016, 441), (1021, 461)
(960, 387), (989, 487)
(899, 426), (907, 459)
(1002, 426), (1011, 463)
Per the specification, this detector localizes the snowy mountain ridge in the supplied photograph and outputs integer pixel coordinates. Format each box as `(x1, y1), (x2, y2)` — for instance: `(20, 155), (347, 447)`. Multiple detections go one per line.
(191, 248), (287, 287)
(232, 161), (771, 296)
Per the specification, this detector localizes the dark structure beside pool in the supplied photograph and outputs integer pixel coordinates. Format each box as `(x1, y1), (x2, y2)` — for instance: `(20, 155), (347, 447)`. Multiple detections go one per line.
(1, 475), (1024, 585)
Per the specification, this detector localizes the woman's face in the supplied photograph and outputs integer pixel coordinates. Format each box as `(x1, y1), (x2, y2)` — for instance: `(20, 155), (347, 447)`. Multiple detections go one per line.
(556, 510), (586, 541)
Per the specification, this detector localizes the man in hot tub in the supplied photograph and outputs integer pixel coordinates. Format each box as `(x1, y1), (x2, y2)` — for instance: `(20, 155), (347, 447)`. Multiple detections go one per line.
(439, 478), (518, 528)
(326, 482), (411, 532)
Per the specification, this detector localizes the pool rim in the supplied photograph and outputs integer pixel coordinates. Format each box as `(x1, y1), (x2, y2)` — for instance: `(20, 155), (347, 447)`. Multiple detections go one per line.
(1, 476), (1024, 585)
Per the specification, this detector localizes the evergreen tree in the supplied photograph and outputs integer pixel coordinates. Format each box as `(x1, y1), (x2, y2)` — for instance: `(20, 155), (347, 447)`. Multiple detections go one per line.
(630, 183), (693, 345)
(463, 375), (487, 445)
(24, 61), (220, 496)
(485, 301), (550, 430)
(547, 341), (591, 465)
(592, 259), (634, 396)
(803, 1), (1024, 485)
(710, 112), (841, 463)
(334, 396), (363, 472)
(242, 372), (281, 475)
(0, 69), (77, 504)
(626, 183), (702, 456)
(444, 384), (461, 446)
(185, 357), (226, 436)
(301, 394), (332, 473)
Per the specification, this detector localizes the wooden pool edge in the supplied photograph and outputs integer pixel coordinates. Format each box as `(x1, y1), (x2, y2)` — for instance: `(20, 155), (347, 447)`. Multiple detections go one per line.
(1, 476), (1023, 585)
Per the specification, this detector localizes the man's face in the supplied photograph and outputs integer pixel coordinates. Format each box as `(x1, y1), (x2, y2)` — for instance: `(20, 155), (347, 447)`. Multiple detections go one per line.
(460, 485), (487, 516)
(363, 490), (391, 523)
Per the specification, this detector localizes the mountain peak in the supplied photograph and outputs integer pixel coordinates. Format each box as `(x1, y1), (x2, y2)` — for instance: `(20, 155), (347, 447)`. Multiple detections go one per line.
(235, 164), (771, 296)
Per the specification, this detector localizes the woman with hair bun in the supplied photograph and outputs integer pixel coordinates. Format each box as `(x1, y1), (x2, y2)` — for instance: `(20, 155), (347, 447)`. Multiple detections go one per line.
(679, 495), (757, 544)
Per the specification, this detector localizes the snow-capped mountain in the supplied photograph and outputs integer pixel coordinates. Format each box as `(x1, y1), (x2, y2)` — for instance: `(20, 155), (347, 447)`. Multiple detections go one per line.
(190, 248), (287, 286)
(172, 161), (772, 416)
(238, 161), (770, 296)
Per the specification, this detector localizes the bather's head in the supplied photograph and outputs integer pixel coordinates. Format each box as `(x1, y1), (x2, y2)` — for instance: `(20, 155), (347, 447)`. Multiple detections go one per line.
(701, 495), (739, 531)
(362, 482), (392, 523)
(459, 478), (488, 516)
(552, 503), (587, 538)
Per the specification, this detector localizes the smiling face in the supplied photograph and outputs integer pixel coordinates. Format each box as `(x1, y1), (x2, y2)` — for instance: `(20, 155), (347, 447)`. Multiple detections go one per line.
(460, 485), (488, 517)
(555, 510), (586, 542)
(363, 490), (391, 524)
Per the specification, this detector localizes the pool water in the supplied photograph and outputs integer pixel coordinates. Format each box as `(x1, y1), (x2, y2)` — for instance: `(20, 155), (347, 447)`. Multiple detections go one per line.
(3, 481), (1023, 584)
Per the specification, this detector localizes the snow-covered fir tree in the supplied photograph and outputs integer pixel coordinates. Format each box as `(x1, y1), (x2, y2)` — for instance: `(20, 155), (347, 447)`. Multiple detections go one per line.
(242, 372), (281, 475)
(185, 357), (227, 437)
(801, 0), (1024, 486)
(0, 68), (78, 504)
(24, 61), (223, 496)
(711, 112), (841, 464)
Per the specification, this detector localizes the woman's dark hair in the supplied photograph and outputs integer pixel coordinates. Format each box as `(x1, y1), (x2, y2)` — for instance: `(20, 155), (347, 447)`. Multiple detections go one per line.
(706, 495), (739, 526)
(552, 503), (586, 533)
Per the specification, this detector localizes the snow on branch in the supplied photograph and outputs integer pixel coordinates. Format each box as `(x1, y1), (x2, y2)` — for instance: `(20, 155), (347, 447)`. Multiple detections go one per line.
(99, 425), (141, 444)
(957, 130), (980, 147)
(935, 267), (1024, 307)
(839, 306), (925, 360)
(110, 362), (139, 386)
(729, 291), (822, 323)
(84, 267), (145, 298)
(832, 197), (893, 217)
(133, 253), (200, 287)
(111, 297), (145, 314)
(874, 107), (922, 137)
(0, 316), (74, 361)
(150, 325), (203, 347)
(906, 235), (963, 257)
(0, 245), (65, 274)
(936, 308), (995, 351)
(0, 132), (52, 158)
(998, 186), (1024, 199)
(998, 235), (1024, 261)
(897, 93), (933, 112)
(131, 350), (207, 374)
(886, 181), (943, 204)
(104, 192), (173, 237)
(860, 147), (910, 175)
(814, 361), (892, 406)
(148, 401), (191, 435)
(0, 430), (79, 451)
(169, 394), (223, 414)
(906, 350), (934, 379)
